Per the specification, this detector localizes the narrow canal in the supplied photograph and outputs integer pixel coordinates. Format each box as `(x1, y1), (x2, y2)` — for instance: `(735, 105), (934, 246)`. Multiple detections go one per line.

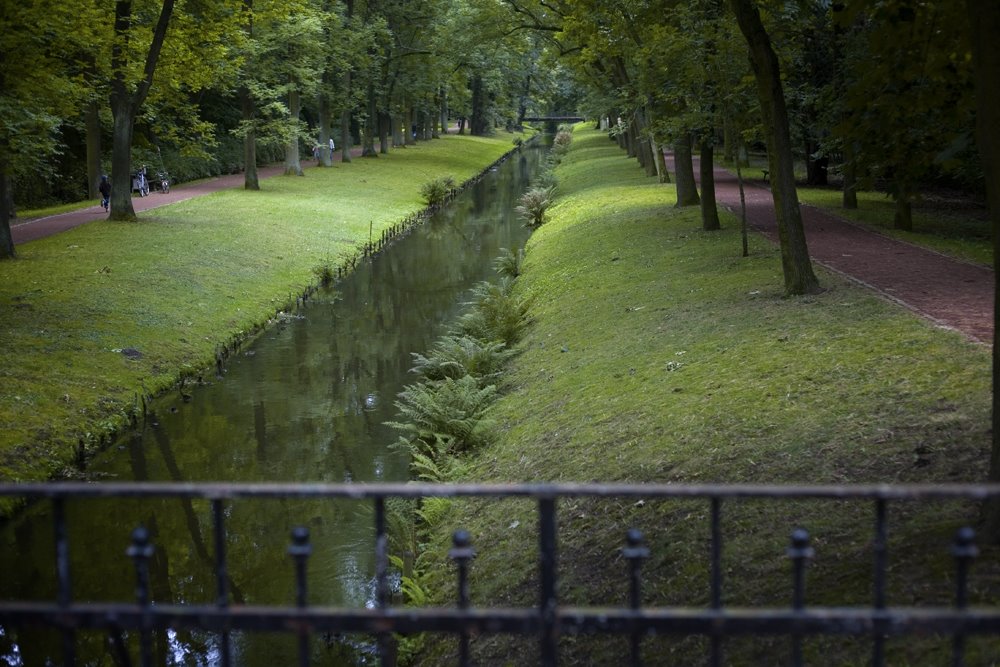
(0, 141), (547, 666)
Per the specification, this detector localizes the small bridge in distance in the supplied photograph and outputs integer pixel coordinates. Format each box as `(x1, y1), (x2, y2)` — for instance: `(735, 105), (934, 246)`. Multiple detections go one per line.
(522, 115), (585, 123)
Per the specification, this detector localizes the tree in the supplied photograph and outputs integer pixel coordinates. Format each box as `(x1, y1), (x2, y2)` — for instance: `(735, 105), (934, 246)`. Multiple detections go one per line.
(107, 0), (177, 221)
(0, 3), (93, 257)
(835, 2), (975, 231)
(966, 0), (1000, 542)
(728, 0), (820, 295)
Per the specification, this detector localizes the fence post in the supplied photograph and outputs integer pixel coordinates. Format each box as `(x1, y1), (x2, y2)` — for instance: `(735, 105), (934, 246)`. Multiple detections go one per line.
(127, 526), (155, 667)
(623, 528), (649, 667)
(289, 526), (312, 667)
(951, 526), (978, 667)
(787, 528), (813, 667)
(538, 496), (558, 667)
(53, 497), (76, 666)
(872, 498), (888, 667)
(212, 499), (233, 667)
(450, 529), (476, 667)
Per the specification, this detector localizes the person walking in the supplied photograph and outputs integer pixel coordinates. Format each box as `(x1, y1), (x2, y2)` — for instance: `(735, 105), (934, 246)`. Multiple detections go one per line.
(98, 175), (111, 211)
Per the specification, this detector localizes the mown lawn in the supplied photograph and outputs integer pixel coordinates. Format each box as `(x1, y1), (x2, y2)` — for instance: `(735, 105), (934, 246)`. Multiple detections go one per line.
(412, 127), (997, 665)
(0, 132), (524, 501)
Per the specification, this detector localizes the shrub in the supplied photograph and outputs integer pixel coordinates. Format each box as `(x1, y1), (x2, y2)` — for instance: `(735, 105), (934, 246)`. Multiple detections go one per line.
(516, 186), (554, 227)
(552, 130), (573, 155)
(312, 260), (335, 285)
(420, 175), (456, 206)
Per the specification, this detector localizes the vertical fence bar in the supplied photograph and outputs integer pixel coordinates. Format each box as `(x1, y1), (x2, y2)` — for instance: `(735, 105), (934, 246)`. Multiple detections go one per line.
(951, 527), (978, 667)
(709, 497), (723, 667)
(538, 496), (558, 667)
(787, 529), (813, 667)
(53, 497), (76, 666)
(212, 498), (232, 667)
(872, 498), (888, 667)
(374, 496), (396, 667)
(127, 526), (155, 667)
(449, 530), (475, 667)
(623, 529), (649, 667)
(288, 526), (312, 667)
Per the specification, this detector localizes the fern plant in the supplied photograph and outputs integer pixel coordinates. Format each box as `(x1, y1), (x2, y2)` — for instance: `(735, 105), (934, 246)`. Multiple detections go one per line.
(457, 279), (533, 347)
(410, 334), (515, 387)
(493, 246), (524, 279)
(387, 375), (497, 455)
(515, 186), (554, 227)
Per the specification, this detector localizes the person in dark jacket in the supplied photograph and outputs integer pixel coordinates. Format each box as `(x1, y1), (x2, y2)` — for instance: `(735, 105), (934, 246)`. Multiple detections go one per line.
(98, 175), (111, 211)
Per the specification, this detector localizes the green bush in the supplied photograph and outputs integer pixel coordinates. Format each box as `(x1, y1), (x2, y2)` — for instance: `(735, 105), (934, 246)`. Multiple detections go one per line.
(420, 175), (456, 206)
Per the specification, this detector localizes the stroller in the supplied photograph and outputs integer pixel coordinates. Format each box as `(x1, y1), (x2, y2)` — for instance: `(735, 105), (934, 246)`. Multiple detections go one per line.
(131, 166), (150, 197)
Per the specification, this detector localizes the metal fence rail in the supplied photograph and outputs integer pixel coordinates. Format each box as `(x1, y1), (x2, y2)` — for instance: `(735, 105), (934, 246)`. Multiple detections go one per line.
(1, 481), (999, 667)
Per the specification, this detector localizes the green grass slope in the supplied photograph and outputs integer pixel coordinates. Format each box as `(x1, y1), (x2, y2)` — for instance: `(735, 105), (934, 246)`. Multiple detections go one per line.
(0, 133), (522, 495)
(415, 127), (997, 665)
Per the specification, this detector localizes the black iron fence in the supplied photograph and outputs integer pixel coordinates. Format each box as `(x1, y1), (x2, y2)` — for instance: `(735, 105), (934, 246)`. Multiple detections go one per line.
(1, 481), (999, 667)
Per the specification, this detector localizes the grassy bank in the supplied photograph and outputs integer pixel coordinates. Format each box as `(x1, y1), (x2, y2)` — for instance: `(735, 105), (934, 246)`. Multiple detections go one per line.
(0, 132), (523, 498)
(414, 127), (997, 664)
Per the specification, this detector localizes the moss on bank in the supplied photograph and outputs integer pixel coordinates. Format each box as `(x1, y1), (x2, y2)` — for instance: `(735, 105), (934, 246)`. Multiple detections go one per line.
(413, 126), (997, 665)
(0, 133), (524, 505)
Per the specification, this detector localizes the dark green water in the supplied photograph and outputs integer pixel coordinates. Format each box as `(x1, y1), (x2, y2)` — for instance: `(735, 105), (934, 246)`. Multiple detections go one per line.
(0, 143), (545, 666)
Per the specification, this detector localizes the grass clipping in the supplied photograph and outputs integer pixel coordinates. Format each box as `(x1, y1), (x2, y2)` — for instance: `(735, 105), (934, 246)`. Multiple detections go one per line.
(410, 126), (997, 665)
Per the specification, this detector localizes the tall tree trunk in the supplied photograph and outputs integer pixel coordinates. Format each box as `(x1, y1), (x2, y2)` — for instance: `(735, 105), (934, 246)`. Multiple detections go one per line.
(406, 107), (416, 145)
(109, 94), (138, 218)
(318, 94), (333, 166)
(391, 114), (403, 147)
(893, 189), (913, 231)
(362, 84), (377, 157)
(470, 74), (488, 136)
(284, 89), (303, 175)
(804, 138), (828, 186)
(967, 0), (1000, 541)
(379, 110), (390, 154)
(652, 139), (669, 183)
(842, 143), (858, 209)
(646, 103), (669, 183)
(108, 0), (176, 221)
(674, 134), (700, 207)
(339, 71), (352, 163)
(85, 99), (102, 199)
(700, 140), (721, 230)
(0, 171), (14, 259)
(729, 0), (820, 295)
(440, 87), (449, 134)
(241, 86), (259, 190)
(723, 114), (736, 164)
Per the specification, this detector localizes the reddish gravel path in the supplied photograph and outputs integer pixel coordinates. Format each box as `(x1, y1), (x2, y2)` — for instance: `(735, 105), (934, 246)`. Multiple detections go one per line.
(680, 153), (995, 344)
